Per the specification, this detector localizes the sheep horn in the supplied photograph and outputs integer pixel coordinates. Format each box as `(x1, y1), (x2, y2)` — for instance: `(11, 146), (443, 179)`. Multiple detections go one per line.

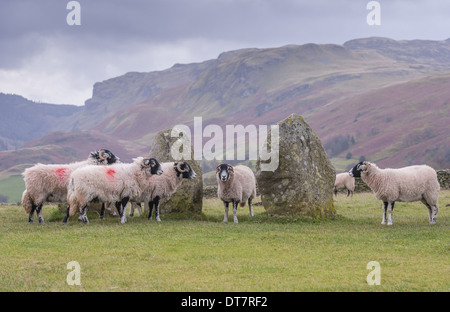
(143, 158), (152, 168)
(228, 164), (234, 172)
(176, 162), (189, 173)
(98, 150), (109, 161)
(360, 162), (370, 172)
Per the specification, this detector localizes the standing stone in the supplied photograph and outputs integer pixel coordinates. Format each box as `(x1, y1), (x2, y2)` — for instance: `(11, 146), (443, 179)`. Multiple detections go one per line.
(147, 128), (203, 215)
(255, 113), (336, 218)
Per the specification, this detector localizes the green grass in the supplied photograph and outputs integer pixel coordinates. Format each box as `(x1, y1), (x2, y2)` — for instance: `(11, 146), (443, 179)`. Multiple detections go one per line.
(0, 191), (449, 292)
(0, 175), (25, 203)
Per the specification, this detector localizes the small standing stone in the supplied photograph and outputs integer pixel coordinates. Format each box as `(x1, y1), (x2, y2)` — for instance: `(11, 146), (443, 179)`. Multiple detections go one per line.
(148, 128), (203, 214)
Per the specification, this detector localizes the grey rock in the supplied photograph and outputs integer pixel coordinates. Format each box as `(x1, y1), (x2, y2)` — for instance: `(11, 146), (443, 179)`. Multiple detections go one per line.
(256, 113), (336, 218)
(148, 128), (203, 214)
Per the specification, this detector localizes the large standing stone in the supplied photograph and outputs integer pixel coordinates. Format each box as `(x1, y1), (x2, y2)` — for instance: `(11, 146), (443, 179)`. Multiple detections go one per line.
(255, 113), (335, 218)
(147, 128), (203, 214)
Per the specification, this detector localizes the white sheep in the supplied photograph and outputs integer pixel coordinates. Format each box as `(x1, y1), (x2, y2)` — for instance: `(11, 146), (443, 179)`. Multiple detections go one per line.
(21, 149), (119, 224)
(349, 161), (440, 225)
(64, 157), (163, 225)
(334, 172), (355, 197)
(128, 161), (197, 221)
(216, 164), (257, 223)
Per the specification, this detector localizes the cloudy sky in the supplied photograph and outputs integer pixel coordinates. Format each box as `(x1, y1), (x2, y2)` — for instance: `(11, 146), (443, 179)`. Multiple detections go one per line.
(0, 0), (449, 106)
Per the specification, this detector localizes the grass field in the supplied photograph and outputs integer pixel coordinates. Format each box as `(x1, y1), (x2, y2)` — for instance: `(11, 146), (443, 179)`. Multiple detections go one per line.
(0, 191), (448, 292)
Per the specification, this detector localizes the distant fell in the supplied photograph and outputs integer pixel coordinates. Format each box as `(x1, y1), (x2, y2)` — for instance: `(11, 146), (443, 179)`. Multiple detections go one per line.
(1, 37), (450, 203)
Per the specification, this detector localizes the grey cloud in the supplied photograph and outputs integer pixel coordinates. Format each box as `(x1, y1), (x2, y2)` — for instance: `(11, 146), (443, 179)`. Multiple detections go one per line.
(1, 0), (449, 105)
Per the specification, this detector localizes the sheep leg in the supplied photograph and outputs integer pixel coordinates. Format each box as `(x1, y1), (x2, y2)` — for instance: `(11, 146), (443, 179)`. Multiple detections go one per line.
(130, 202), (142, 217)
(387, 201), (395, 226)
(421, 199), (437, 224)
(233, 201), (239, 224)
(130, 203), (142, 217)
(36, 204), (44, 224)
(248, 198), (254, 217)
(80, 204), (89, 224)
(129, 202), (134, 217)
(121, 199), (129, 224)
(28, 204), (37, 224)
(100, 203), (106, 220)
(117, 197), (129, 224)
(148, 201), (154, 220)
(223, 201), (229, 223)
(430, 205), (438, 224)
(154, 196), (161, 222)
(381, 202), (388, 225)
(62, 205), (70, 225)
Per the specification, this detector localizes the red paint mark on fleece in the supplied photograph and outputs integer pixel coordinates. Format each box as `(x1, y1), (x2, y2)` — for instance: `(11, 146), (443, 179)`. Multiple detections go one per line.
(106, 168), (116, 180)
(55, 168), (68, 180)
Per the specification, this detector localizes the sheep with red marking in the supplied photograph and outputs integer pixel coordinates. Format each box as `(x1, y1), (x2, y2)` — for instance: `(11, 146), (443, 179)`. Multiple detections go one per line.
(64, 157), (163, 225)
(21, 149), (119, 224)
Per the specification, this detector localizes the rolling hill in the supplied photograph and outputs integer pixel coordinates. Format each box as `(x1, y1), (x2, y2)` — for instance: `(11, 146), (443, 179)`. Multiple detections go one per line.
(0, 37), (449, 202)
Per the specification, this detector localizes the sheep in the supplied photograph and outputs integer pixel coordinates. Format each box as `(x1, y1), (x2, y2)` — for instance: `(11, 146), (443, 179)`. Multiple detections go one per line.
(128, 161), (197, 221)
(216, 164), (257, 223)
(334, 172), (355, 197)
(21, 149), (119, 224)
(64, 157), (163, 225)
(349, 161), (440, 225)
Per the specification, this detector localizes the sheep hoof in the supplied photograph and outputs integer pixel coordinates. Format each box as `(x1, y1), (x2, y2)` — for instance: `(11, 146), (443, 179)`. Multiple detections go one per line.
(156, 217), (161, 222)
(38, 218), (45, 224)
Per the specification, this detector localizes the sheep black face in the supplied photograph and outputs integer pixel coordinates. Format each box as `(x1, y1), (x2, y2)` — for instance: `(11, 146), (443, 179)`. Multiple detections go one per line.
(216, 164), (233, 182)
(143, 158), (163, 175)
(91, 149), (120, 165)
(349, 161), (370, 177)
(174, 162), (197, 179)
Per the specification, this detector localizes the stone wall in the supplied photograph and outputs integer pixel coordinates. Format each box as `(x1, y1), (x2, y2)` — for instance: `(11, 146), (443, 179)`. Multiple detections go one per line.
(437, 169), (450, 189)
